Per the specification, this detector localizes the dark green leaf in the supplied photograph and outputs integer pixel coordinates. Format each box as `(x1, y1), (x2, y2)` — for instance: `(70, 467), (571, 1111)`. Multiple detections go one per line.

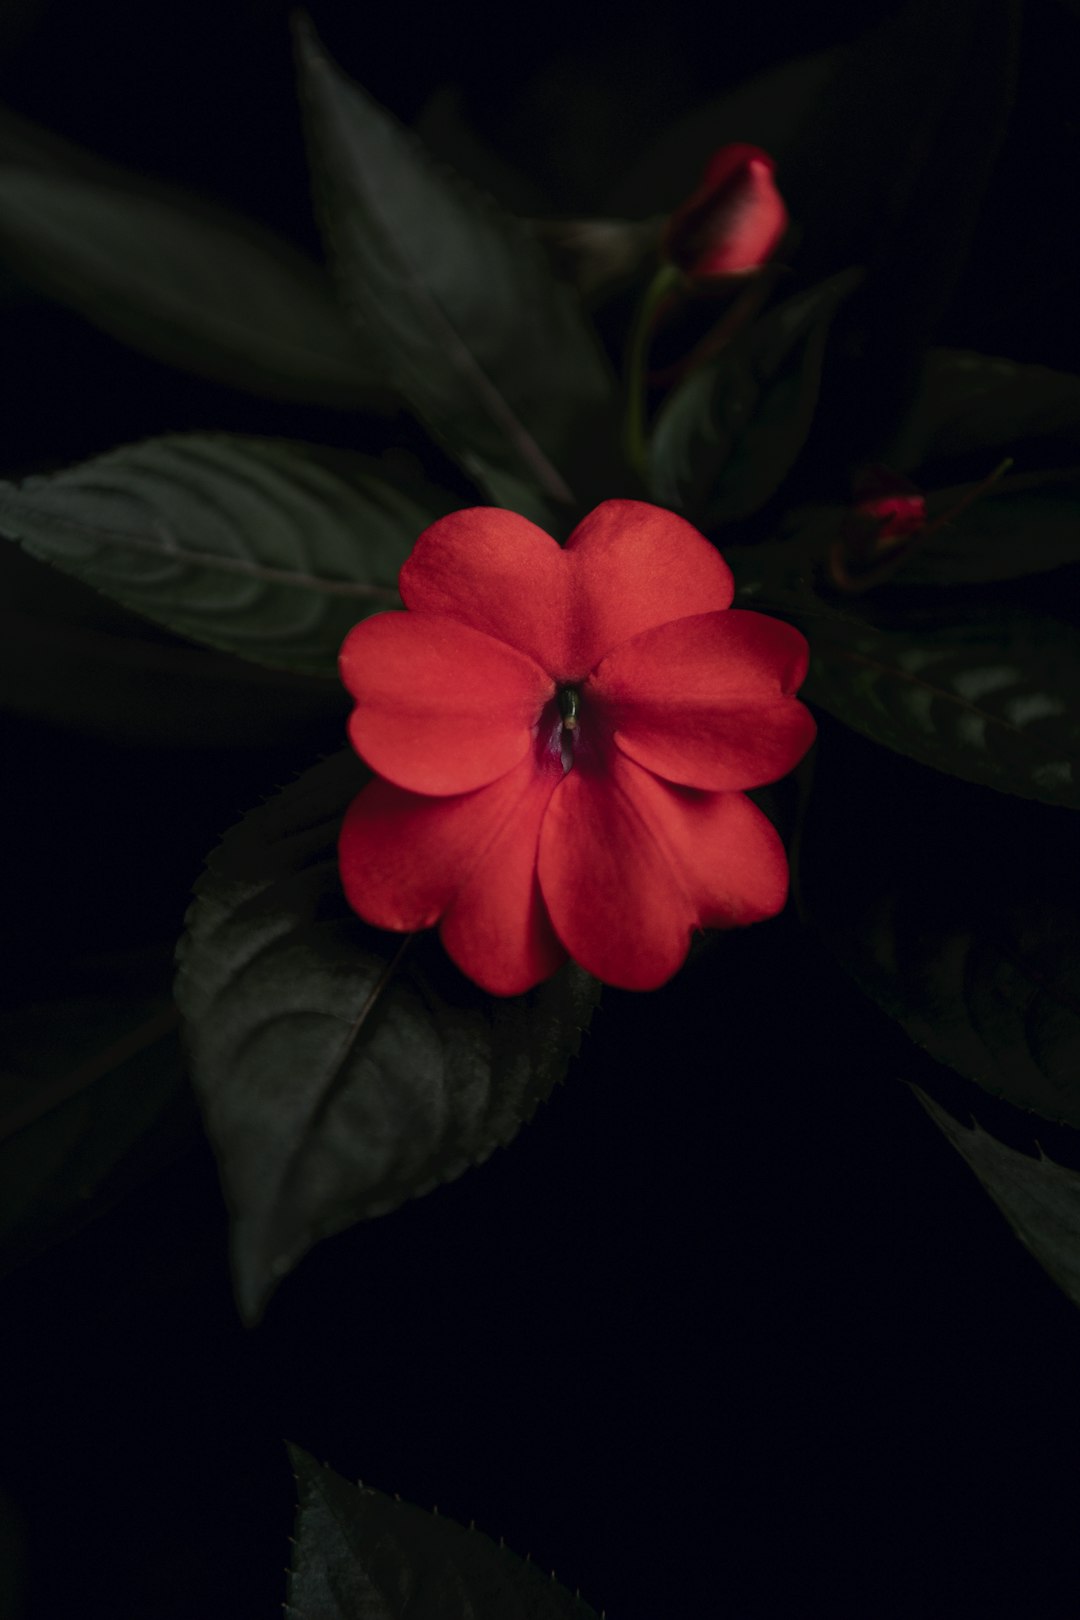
(0, 541), (347, 748)
(916, 1091), (1080, 1308)
(887, 349), (1080, 471)
(293, 19), (618, 522)
(798, 735), (1080, 1126)
(775, 0), (1020, 456)
(286, 1446), (601, 1620)
(804, 601), (1080, 807)
(529, 216), (663, 304)
(413, 86), (551, 216)
(770, 482), (1080, 588)
(0, 435), (456, 676)
(735, 549), (1080, 808)
(0, 982), (190, 1272)
(0, 154), (384, 407)
(603, 48), (841, 216)
(890, 488), (1080, 586)
(174, 753), (600, 1324)
(649, 268), (862, 527)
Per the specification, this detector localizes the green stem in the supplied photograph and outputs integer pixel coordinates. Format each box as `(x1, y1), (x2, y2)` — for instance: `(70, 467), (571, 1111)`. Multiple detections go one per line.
(649, 263), (787, 388)
(921, 456), (1015, 538)
(622, 263), (684, 484)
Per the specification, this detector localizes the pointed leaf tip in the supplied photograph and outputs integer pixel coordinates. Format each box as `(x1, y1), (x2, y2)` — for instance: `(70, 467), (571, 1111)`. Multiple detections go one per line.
(293, 22), (617, 522)
(916, 1089), (1080, 1309)
(175, 752), (600, 1323)
(287, 1451), (603, 1617)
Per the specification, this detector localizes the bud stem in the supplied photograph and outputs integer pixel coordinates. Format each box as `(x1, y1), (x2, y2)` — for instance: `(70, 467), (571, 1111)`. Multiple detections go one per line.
(648, 263), (787, 389)
(622, 263), (685, 482)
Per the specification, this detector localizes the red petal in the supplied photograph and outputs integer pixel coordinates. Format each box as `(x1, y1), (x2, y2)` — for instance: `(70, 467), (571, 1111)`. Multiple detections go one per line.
(589, 609), (816, 791)
(561, 502), (735, 676)
(537, 750), (788, 990)
(400, 502), (734, 681)
(339, 750), (565, 997)
(340, 611), (554, 796)
(400, 508), (570, 676)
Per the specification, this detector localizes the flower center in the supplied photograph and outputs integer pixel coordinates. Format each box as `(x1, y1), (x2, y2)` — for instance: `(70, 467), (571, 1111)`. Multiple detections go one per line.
(558, 685), (581, 731)
(551, 684), (584, 774)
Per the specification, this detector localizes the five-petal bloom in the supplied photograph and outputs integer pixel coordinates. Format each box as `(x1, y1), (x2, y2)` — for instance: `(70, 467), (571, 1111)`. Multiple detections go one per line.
(338, 500), (815, 996)
(662, 144), (788, 281)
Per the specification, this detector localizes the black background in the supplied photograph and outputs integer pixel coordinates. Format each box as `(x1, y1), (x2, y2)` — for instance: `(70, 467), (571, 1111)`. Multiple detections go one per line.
(3, 2), (1080, 1615)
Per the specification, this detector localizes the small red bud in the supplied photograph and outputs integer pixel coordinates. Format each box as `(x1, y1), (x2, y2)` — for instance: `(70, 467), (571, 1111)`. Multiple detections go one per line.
(662, 143), (788, 282)
(829, 465), (928, 590)
(851, 464), (927, 550)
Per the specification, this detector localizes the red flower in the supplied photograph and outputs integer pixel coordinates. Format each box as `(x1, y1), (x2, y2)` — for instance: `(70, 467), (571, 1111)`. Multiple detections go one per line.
(662, 144), (788, 281)
(338, 501), (815, 995)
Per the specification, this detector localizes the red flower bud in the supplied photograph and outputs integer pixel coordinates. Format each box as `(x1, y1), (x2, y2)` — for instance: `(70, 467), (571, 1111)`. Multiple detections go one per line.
(338, 502), (815, 995)
(662, 144), (788, 281)
(851, 465), (927, 546)
(830, 457), (1013, 592)
(829, 466), (929, 591)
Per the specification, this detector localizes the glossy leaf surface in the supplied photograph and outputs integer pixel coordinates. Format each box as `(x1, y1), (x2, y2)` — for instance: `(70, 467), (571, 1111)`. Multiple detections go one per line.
(731, 547), (1080, 808)
(650, 268), (861, 526)
(0, 435), (455, 675)
(175, 753), (600, 1323)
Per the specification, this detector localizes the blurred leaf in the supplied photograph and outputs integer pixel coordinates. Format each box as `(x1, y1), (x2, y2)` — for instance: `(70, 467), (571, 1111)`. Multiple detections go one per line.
(603, 48), (841, 217)
(175, 753), (600, 1324)
(649, 268), (862, 526)
(413, 85), (551, 216)
(529, 215), (663, 303)
(798, 733), (1080, 1126)
(0, 139), (384, 407)
(0, 435), (457, 676)
(776, 0), (1021, 457)
(886, 350), (1080, 471)
(293, 19), (618, 523)
(0, 981), (190, 1273)
(286, 1446), (600, 1620)
(916, 1091), (1080, 1308)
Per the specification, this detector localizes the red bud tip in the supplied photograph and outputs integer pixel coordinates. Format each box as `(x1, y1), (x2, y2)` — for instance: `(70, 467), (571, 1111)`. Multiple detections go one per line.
(662, 143), (788, 281)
